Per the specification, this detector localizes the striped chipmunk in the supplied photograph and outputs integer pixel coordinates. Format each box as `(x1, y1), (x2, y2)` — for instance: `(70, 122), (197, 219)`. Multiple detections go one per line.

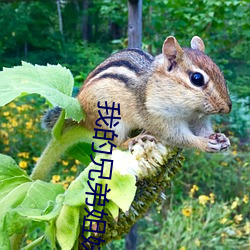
(43, 36), (232, 153)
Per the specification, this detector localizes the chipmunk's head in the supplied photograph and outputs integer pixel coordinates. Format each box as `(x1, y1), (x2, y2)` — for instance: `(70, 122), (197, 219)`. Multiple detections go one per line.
(155, 36), (232, 115)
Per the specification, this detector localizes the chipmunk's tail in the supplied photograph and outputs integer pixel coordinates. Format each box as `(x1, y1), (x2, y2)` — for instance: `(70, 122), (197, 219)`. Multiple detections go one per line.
(41, 106), (62, 130)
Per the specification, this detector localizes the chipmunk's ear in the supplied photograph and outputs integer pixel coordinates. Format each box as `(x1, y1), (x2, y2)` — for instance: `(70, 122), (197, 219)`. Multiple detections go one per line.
(191, 36), (205, 52)
(162, 36), (184, 63)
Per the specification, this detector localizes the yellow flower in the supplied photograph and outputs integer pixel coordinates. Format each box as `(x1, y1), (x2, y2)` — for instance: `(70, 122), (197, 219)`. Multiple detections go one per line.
(11, 119), (18, 127)
(19, 161), (28, 169)
(244, 221), (250, 234)
(9, 102), (16, 108)
(51, 175), (61, 183)
(243, 195), (248, 204)
(70, 165), (77, 172)
(189, 184), (199, 197)
(66, 176), (75, 182)
(221, 162), (228, 167)
(182, 207), (192, 217)
(62, 160), (69, 166)
(3, 111), (9, 116)
(231, 198), (240, 209)
(75, 159), (81, 165)
(198, 195), (210, 206)
(0, 130), (8, 138)
(32, 157), (39, 162)
(209, 193), (215, 204)
(3, 138), (9, 145)
(194, 238), (201, 247)
(232, 150), (237, 156)
(18, 152), (30, 159)
(234, 214), (243, 224)
(63, 182), (69, 189)
(26, 121), (33, 129)
(179, 247), (186, 250)
(220, 217), (228, 224)
(17, 105), (30, 112)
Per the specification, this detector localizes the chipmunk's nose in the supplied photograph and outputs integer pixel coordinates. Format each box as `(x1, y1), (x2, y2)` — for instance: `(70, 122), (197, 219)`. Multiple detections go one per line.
(219, 101), (232, 114)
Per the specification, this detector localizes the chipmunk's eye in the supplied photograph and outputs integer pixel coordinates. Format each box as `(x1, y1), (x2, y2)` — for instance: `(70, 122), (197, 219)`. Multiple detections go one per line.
(190, 72), (204, 87)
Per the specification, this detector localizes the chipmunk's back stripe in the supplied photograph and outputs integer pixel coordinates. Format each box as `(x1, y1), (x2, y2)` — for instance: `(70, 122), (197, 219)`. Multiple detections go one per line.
(96, 73), (130, 85)
(91, 60), (140, 79)
(122, 48), (154, 62)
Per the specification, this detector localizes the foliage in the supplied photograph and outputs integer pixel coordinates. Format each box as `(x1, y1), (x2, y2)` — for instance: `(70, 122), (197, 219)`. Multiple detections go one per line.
(106, 140), (250, 249)
(0, 62), (182, 249)
(0, 96), (47, 172)
(0, 63), (138, 249)
(0, 0), (249, 249)
(0, 0), (249, 98)
(1, 91), (248, 249)
(0, 62), (84, 121)
(173, 145), (250, 203)
(138, 194), (249, 249)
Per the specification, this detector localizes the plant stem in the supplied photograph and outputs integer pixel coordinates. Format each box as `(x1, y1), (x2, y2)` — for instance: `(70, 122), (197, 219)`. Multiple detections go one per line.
(12, 126), (95, 249)
(30, 125), (94, 181)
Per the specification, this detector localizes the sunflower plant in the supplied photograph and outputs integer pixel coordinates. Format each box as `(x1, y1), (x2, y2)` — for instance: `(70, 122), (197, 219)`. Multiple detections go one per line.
(0, 62), (182, 249)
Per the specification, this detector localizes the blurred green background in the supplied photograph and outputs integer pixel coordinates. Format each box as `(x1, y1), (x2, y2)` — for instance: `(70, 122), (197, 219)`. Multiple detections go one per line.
(0, 0), (249, 249)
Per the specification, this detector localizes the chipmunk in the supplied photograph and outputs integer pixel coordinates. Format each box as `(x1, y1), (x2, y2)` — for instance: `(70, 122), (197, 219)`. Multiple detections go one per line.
(44, 36), (232, 153)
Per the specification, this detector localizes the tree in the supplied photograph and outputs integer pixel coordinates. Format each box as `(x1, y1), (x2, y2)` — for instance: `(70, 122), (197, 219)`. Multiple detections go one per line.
(128, 0), (142, 48)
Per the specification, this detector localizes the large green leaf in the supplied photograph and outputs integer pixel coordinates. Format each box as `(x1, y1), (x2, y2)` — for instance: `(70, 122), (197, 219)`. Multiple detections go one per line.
(66, 142), (95, 166)
(64, 153), (136, 216)
(0, 154), (65, 247)
(63, 170), (88, 207)
(0, 176), (32, 201)
(20, 181), (64, 212)
(0, 154), (30, 181)
(0, 62), (84, 121)
(56, 205), (80, 250)
(101, 168), (136, 213)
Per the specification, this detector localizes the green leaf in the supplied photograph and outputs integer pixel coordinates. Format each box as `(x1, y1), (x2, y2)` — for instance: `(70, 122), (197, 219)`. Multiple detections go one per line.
(103, 200), (119, 219)
(26, 201), (63, 222)
(3, 210), (31, 238)
(0, 182), (33, 247)
(20, 180), (64, 212)
(100, 168), (136, 213)
(0, 181), (64, 237)
(63, 170), (88, 207)
(0, 176), (32, 201)
(0, 182), (32, 215)
(0, 62), (85, 122)
(66, 142), (95, 166)
(0, 154), (65, 243)
(56, 205), (80, 250)
(45, 220), (56, 249)
(0, 154), (30, 181)
(0, 231), (10, 250)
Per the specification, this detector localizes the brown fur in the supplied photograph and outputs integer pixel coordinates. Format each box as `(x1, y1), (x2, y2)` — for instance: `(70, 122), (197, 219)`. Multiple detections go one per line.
(77, 36), (232, 152)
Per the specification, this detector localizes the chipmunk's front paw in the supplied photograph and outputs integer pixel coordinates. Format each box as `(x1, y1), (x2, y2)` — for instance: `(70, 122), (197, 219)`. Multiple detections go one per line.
(129, 134), (156, 152)
(206, 133), (230, 152)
